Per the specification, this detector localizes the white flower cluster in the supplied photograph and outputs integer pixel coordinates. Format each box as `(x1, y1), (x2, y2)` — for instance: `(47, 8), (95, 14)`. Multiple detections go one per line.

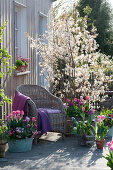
(27, 3), (113, 103)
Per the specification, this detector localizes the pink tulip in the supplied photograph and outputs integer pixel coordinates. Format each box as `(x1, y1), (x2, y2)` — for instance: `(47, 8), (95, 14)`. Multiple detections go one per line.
(66, 98), (70, 103)
(107, 142), (112, 147)
(97, 115), (101, 119)
(12, 111), (16, 115)
(101, 115), (106, 120)
(20, 110), (24, 116)
(32, 117), (36, 122)
(74, 98), (77, 102)
(97, 119), (100, 123)
(110, 146), (113, 151)
(92, 109), (95, 113)
(82, 107), (85, 111)
(86, 96), (89, 100)
(16, 110), (20, 115)
(9, 114), (13, 119)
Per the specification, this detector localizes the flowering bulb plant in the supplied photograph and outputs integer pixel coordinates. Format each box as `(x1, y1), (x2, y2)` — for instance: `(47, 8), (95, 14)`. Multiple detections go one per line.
(71, 113), (95, 136)
(100, 109), (113, 128)
(96, 115), (108, 140)
(7, 110), (41, 140)
(0, 119), (8, 144)
(15, 56), (31, 71)
(65, 96), (95, 118)
(103, 141), (113, 169)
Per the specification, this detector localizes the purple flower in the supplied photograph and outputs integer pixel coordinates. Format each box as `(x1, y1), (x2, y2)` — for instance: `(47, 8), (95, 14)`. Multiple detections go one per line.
(25, 116), (30, 122)
(80, 102), (83, 105)
(78, 104), (80, 108)
(77, 99), (80, 103)
(33, 123), (37, 128)
(23, 120), (26, 123)
(73, 127), (76, 130)
(72, 117), (75, 120)
(88, 110), (93, 115)
(27, 124), (31, 128)
(69, 102), (74, 106)
(80, 96), (83, 100)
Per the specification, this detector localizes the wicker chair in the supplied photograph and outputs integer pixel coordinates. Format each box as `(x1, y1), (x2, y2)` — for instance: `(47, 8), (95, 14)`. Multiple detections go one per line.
(16, 84), (66, 135)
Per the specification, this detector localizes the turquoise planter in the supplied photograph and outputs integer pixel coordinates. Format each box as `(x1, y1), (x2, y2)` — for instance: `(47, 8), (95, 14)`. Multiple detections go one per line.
(8, 138), (33, 152)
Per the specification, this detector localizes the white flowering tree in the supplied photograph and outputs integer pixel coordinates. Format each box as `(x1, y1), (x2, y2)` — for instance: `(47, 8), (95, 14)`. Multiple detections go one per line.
(27, 3), (112, 104)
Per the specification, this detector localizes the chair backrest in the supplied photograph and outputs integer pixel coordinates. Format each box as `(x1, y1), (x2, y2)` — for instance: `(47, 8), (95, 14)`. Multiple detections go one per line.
(16, 84), (65, 112)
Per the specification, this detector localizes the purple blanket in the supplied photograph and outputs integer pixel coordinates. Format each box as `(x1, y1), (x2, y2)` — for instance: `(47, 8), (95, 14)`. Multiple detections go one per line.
(12, 91), (30, 116)
(12, 91), (52, 135)
(37, 108), (53, 135)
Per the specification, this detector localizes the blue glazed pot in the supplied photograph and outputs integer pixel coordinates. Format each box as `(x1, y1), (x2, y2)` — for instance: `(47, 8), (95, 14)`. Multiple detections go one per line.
(8, 138), (33, 152)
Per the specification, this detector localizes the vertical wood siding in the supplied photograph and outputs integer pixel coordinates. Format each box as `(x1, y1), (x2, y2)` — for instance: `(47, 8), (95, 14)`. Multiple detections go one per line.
(0, 0), (52, 118)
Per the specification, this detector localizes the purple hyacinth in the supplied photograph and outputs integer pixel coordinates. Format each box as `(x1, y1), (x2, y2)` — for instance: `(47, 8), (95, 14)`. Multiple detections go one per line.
(69, 102), (74, 107)
(27, 124), (31, 128)
(23, 120), (26, 123)
(88, 110), (93, 115)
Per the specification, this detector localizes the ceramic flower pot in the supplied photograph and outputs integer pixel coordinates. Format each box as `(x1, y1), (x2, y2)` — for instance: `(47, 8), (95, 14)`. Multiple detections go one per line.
(96, 139), (105, 149)
(0, 143), (7, 158)
(78, 135), (95, 146)
(8, 138), (33, 153)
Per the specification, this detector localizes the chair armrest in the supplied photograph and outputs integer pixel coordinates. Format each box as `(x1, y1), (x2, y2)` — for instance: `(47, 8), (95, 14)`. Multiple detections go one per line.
(27, 99), (37, 120)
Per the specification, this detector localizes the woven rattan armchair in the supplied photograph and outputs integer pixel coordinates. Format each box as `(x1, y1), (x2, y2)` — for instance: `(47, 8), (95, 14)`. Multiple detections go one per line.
(16, 84), (66, 135)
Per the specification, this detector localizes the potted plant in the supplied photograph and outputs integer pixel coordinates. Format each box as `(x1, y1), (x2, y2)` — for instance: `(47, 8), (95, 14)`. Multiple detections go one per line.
(15, 56), (31, 72)
(72, 113), (95, 146)
(65, 96), (95, 134)
(103, 140), (113, 170)
(95, 115), (109, 149)
(0, 119), (8, 158)
(7, 110), (41, 152)
(101, 109), (113, 137)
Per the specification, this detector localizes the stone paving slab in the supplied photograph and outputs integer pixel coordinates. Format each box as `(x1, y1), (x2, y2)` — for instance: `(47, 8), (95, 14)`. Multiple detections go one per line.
(0, 133), (111, 170)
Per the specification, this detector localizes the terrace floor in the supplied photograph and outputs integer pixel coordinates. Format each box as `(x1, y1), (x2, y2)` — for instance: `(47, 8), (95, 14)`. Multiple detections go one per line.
(0, 132), (111, 170)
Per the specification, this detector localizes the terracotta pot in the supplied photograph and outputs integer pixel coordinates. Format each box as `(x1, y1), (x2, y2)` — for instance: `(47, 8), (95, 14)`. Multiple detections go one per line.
(96, 139), (105, 149)
(0, 143), (6, 158)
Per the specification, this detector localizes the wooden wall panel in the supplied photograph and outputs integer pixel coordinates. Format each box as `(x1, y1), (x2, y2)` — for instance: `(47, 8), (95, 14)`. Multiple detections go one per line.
(0, 0), (53, 117)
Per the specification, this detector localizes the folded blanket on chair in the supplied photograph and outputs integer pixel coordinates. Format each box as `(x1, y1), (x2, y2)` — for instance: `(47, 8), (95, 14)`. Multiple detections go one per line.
(37, 108), (53, 135)
(12, 91), (30, 116)
(12, 92), (52, 135)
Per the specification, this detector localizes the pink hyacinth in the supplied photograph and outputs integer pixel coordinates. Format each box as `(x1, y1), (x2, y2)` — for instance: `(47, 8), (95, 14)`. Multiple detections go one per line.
(86, 96), (89, 100)
(32, 117), (36, 122)
(66, 98), (70, 103)
(74, 98), (78, 102)
(82, 107), (85, 111)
